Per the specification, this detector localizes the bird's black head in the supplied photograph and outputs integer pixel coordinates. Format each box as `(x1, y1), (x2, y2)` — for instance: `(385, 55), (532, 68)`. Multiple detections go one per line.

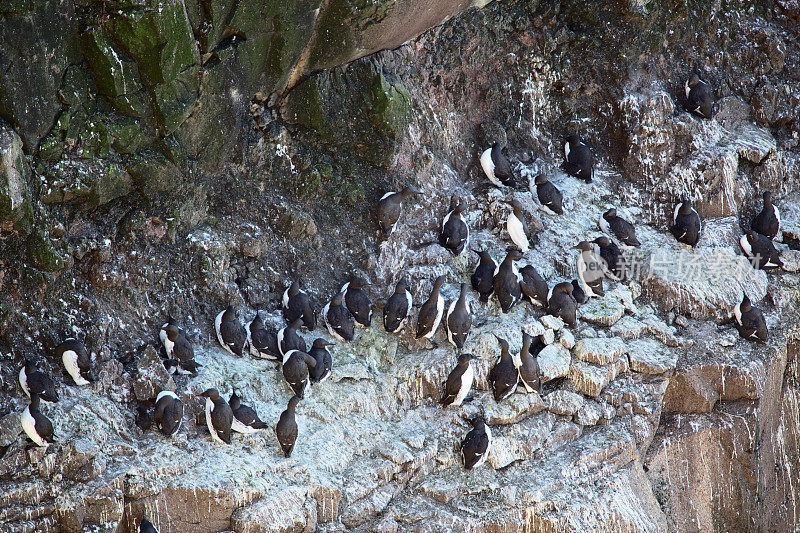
(312, 338), (334, 349)
(350, 276), (369, 290)
(554, 281), (574, 294)
(469, 416), (486, 429)
(401, 186), (421, 197)
(603, 208), (617, 220)
(740, 294), (752, 312)
(534, 174), (548, 185)
(506, 249), (524, 261)
(593, 236), (611, 247)
(199, 388), (219, 400)
(763, 191), (773, 204)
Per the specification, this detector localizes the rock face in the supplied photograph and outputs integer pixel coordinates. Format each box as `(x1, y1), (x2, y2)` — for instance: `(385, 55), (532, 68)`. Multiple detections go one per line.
(2, 0), (800, 532)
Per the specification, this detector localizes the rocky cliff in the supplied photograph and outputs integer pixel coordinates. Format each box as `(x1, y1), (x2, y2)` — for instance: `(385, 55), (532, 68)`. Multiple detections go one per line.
(1, 0), (800, 531)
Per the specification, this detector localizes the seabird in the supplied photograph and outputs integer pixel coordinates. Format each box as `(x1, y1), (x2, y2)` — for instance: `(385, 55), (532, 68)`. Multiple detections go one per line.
(593, 236), (623, 281)
(563, 134), (594, 182)
(733, 294), (768, 342)
(574, 241), (605, 298)
(446, 283), (472, 351)
(493, 249), (523, 313)
(19, 361), (58, 402)
(56, 338), (92, 386)
(461, 416), (491, 469)
(506, 199), (530, 253)
(571, 280), (587, 305)
(535, 175), (563, 215)
(470, 249), (497, 303)
(489, 335), (518, 402)
(323, 291), (355, 342)
(276, 395), (301, 458)
(140, 518), (159, 533)
(515, 332), (541, 393)
(341, 276), (373, 328)
(439, 202), (469, 256)
(215, 305), (246, 357)
(229, 391), (268, 433)
(308, 338), (334, 383)
(440, 353), (475, 408)
(21, 393), (54, 448)
(599, 208), (640, 247)
(383, 276), (413, 334)
(480, 143), (516, 188)
(416, 275), (446, 347)
(282, 350), (316, 398)
(200, 388), (233, 444)
(247, 311), (281, 360)
(548, 282), (578, 327)
(671, 198), (702, 247)
(751, 191), (780, 240)
(377, 186), (420, 235)
(136, 404), (153, 432)
(278, 318), (307, 357)
(740, 230), (783, 270)
(153, 391), (183, 438)
(519, 265), (548, 307)
(282, 280), (317, 331)
(685, 73), (714, 119)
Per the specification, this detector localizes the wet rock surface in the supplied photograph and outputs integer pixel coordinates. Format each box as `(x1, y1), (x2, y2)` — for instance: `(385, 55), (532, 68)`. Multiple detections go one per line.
(1, 0), (800, 532)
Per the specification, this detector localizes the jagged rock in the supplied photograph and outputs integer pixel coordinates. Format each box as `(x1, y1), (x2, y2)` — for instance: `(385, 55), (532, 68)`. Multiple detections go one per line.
(627, 338), (679, 375)
(540, 315), (564, 331)
(132, 346), (175, 402)
(484, 392), (545, 425)
(0, 410), (21, 447)
(545, 390), (585, 416)
(0, 122), (34, 234)
(536, 344), (571, 382)
(781, 250), (800, 272)
(231, 487), (317, 533)
(574, 401), (602, 426)
(559, 329), (575, 349)
(573, 337), (627, 366)
(579, 296), (626, 327)
(569, 358), (629, 398)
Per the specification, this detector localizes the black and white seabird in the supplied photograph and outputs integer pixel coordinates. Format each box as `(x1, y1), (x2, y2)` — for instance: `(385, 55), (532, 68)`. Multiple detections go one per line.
(278, 318), (307, 357)
(323, 291), (355, 342)
(535, 175), (564, 215)
(21, 393), (54, 448)
(571, 280), (587, 305)
(593, 236), (623, 281)
(563, 134), (594, 182)
(439, 203), (469, 256)
(519, 265), (548, 307)
(136, 404), (153, 431)
(446, 283), (472, 351)
(493, 249), (523, 313)
(229, 391), (268, 433)
(215, 306), (247, 357)
(548, 282), (578, 327)
(282, 350), (316, 398)
(740, 230), (783, 270)
(200, 388), (233, 444)
(282, 280), (316, 331)
(507, 199), (530, 253)
(733, 294), (768, 343)
(160, 318), (196, 373)
(515, 332), (541, 393)
(416, 275), (446, 347)
(341, 276), (373, 328)
(19, 361), (58, 402)
(480, 143), (516, 188)
(752, 191), (780, 240)
(671, 199), (702, 247)
(247, 311), (281, 360)
(685, 73), (714, 119)
(471, 249), (497, 303)
(276, 395), (301, 458)
(383, 276), (413, 334)
(461, 416), (491, 470)
(308, 338), (334, 383)
(378, 186), (420, 235)
(153, 391), (183, 438)
(489, 336), (518, 402)
(600, 208), (640, 247)
(56, 338), (92, 386)
(440, 353), (475, 408)
(574, 241), (605, 298)
(140, 518), (159, 533)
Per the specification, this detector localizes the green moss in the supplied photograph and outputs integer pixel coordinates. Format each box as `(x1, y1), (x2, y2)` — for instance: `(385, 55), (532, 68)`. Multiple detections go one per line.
(27, 232), (62, 271)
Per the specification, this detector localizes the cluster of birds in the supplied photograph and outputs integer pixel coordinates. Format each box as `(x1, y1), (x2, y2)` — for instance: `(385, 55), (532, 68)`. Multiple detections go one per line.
(14, 73), (784, 531)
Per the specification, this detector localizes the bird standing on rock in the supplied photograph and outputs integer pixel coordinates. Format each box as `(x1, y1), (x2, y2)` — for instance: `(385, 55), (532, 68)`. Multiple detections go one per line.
(685, 73), (714, 119)
(593, 236), (623, 281)
(548, 282), (578, 327)
(56, 338), (92, 386)
(493, 249), (523, 313)
(740, 230), (783, 270)
(247, 311), (280, 361)
(506, 199), (530, 253)
(461, 416), (491, 470)
(751, 191), (780, 240)
(489, 335), (518, 402)
(440, 202), (469, 256)
(21, 392), (54, 448)
(671, 199), (702, 247)
(535, 175), (563, 215)
(383, 276), (413, 334)
(574, 241), (605, 298)
(153, 391), (183, 438)
(571, 280), (586, 305)
(200, 388), (233, 445)
(229, 391), (268, 433)
(140, 518), (159, 533)
(282, 350), (317, 398)
(733, 294), (768, 343)
(446, 283), (472, 351)
(215, 306), (246, 357)
(282, 280), (316, 331)
(600, 208), (640, 247)
(19, 361), (58, 402)
(323, 291), (355, 342)
(378, 186), (420, 235)
(519, 264), (548, 307)
(341, 276), (373, 328)
(276, 395), (301, 458)
(515, 331), (541, 393)
(308, 338), (334, 383)
(563, 134), (594, 182)
(441, 353), (475, 407)
(416, 275), (446, 347)
(480, 143), (516, 188)
(471, 249), (497, 303)
(278, 318), (307, 357)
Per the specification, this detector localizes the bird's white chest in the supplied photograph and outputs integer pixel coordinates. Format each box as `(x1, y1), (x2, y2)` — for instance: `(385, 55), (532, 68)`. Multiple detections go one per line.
(205, 398), (223, 444)
(564, 142), (571, 159)
(427, 296), (445, 338)
(454, 364), (474, 407)
(733, 302), (743, 325)
(214, 311), (225, 346)
(19, 368), (29, 397)
(740, 235), (753, 256)
(507, 213), (528, 251)
(63, 350), (89, 385)
(282, 288), (290, 309)
(480, 148), (499, 186)
(21, 406), (45, 447)
(598, 216), (611, 235)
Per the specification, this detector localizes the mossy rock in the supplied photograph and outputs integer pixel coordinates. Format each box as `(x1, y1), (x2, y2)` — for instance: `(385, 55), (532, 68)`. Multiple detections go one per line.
(126, 153), (186, 200)
(26, 231), (63, 272)
(0, 123), (34, 235)
(40, 159), (133, 207)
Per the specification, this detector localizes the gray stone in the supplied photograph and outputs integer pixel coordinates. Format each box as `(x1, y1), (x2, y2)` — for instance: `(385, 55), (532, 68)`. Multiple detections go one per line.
(132, 346), (175, 402)
(536, 344), (571, 382)
(627, 339), (679, 375)
(573, 337), (627, 366)
(569, 358), (629, 398)
(546, 390), (585, 416)
(484, 391), (545, 425)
